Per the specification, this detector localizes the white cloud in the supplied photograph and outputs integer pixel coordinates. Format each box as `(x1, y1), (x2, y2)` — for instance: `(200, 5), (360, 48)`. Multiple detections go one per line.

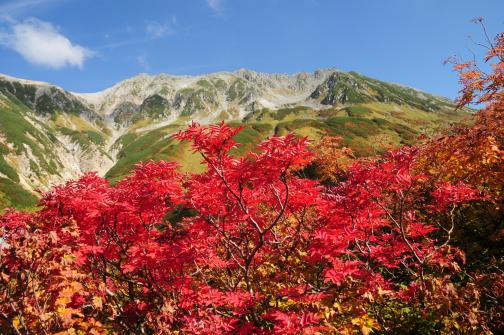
(0, 18), (93, 69)
(206, 0), (224, 13)
(145, 18), (176, 38)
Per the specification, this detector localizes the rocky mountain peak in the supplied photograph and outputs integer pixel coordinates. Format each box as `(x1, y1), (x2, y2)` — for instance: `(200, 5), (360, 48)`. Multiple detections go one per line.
(0, 69), (464, 208)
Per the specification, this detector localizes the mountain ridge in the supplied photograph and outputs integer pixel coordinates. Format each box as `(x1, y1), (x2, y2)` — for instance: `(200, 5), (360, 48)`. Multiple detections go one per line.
(0, 68), (469, 209)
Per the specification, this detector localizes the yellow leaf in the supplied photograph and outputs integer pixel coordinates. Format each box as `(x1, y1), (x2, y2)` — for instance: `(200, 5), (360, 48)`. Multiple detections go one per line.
(378, 287), (392, 296)
(1, 272), (9, 281)
(361, 324), (373, 335)
(92, 296), (103, 310)
(363, 291), (374, 302)
(333, 301), (342, 313)
(54, 328), (76, 335)
(12, 316), (20, 330)
(57, 306), (82, 326)
(351, 317), (360, 326)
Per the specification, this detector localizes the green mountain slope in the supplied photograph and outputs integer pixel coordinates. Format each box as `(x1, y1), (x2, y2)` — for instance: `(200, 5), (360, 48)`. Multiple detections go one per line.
(0, 70), (470, 209)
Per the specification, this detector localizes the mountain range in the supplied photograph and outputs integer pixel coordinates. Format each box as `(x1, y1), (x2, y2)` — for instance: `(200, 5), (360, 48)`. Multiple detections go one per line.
(0, 68), (469, 208)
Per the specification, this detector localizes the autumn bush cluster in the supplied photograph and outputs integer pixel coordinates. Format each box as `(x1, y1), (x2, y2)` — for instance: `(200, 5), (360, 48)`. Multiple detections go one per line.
(0, 30), (503, 335)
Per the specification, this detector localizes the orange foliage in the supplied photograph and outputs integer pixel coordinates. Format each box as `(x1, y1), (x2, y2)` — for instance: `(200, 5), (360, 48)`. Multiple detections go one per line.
(311, 135), (355, 182)
(422, 19), (504, 203)
(417, 105), (503, 202)
(447, 18), (504, 107)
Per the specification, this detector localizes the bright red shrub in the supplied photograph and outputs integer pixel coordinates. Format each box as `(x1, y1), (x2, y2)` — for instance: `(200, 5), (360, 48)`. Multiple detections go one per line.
(1, 121), (493, 334)
(2, 25), (504, 331)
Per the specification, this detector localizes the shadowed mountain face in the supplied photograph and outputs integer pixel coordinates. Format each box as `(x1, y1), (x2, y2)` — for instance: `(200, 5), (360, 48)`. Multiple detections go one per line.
(0, 69), (469, 208)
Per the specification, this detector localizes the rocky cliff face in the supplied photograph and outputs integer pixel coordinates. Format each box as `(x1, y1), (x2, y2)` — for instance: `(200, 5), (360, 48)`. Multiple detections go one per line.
(0, 69), (465, 208)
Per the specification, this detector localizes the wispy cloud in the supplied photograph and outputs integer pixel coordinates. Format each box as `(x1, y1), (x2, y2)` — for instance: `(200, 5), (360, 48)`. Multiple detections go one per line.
(0, 0), (62, 18)
(145, 17), (176, 38)
(99, 18), (177, 50)
(137, 54), (150, 70)
(98, 38), (145, 50)
(206, 0), (224, 13)
(0, 18), (94, 69)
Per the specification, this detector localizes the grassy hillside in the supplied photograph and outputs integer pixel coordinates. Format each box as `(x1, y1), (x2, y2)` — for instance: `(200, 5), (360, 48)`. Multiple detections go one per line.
(0, 71), (473, 210)
(104, 102), (469, 182)
(0, 89), (110, 210)
(245, 102), (468, 155)
(0, 94), (54, 209)
(105, 121), (274, 182)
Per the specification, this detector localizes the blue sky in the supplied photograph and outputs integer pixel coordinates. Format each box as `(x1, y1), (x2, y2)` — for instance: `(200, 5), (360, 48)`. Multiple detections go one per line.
(0, 0), (503, 98)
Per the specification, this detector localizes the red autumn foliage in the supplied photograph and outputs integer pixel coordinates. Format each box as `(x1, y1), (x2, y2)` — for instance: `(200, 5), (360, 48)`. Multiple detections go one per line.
(0, 25), (503, 335)
(0, 121), (496, 334)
